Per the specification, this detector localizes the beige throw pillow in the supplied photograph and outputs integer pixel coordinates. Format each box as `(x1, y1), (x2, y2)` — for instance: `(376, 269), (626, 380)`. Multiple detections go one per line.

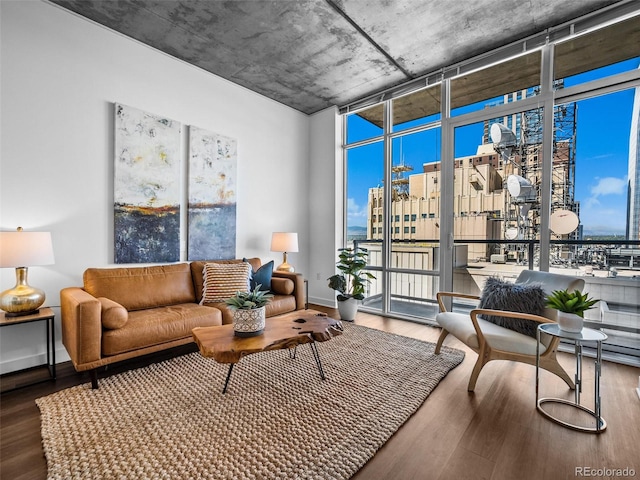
(201, 262), (251, 304)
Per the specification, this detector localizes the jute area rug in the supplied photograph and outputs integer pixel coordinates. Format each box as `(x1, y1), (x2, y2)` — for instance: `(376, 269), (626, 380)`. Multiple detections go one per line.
(37, 323), (464, 480)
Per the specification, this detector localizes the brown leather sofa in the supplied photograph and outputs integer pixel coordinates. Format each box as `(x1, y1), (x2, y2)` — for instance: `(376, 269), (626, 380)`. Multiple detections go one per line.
(60, 258), (304, 388)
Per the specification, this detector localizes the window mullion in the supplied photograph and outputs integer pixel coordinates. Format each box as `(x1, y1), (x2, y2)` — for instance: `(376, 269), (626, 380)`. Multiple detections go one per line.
(539, 43), (554, 271)
(440, 79), (454, 293)
(382, 102), (392, 314)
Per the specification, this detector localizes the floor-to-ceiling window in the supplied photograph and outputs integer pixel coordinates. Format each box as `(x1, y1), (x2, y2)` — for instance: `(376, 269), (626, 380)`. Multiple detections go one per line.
(548, 14), (640, 363)
(447, 50), (549, 315)
(345, 86), (443, 320)
(345, 105), (384, 313)
(341, 7), (640, 364)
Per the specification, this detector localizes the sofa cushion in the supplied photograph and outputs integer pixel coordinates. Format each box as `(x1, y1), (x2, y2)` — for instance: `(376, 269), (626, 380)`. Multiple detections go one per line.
(84, 263), (195, 311)
(98, 297), (128, 329)
(201, 262), (251, 304)
(478, 276), (546, 338)
(102, 304), (222, 356)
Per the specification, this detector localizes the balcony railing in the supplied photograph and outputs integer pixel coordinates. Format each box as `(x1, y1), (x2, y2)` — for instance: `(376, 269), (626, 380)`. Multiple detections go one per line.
(352, 238), (640, 366)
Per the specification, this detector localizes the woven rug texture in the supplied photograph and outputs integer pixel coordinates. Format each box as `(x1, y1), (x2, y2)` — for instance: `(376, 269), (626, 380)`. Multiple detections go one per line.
(37, 323), (464, 480)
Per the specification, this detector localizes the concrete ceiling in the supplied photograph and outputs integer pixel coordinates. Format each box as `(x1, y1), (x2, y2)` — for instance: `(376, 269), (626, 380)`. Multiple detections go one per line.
(50, 0), (623, 115)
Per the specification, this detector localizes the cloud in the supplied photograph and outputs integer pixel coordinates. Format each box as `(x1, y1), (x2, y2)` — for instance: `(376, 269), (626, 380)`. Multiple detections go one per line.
(347, 198), (368, 219)
(589, 176), (627, 197)
(584, 176), (627, 208)
(585, 154), (615, 161)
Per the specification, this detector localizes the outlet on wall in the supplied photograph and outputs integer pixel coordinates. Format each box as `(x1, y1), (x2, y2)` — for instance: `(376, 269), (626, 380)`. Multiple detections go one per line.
(316, 273), (321, 280)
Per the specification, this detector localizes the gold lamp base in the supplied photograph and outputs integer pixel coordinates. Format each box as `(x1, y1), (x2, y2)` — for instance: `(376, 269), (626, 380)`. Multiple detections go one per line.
(276, 252), (295, 273)
(0, 267), (45, 316)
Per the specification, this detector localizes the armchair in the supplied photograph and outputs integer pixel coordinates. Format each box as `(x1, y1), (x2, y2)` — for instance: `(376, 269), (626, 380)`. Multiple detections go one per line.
(435, 270), (585, 392)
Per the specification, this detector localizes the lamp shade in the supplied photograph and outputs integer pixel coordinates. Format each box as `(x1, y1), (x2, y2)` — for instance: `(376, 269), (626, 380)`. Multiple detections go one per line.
(270, 232), (298, 253)
(0, 231), (55, 268)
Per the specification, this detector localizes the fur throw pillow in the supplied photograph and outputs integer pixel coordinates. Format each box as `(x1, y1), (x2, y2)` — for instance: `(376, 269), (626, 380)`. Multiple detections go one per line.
(478, 276), (546, 338)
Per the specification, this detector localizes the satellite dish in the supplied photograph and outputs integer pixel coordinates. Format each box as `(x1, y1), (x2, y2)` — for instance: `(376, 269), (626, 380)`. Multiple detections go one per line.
(507, 175), (534, 199)
(505, 227), (519, 240)
(490, 123), (517, 147)
(550, 209), (579, 234)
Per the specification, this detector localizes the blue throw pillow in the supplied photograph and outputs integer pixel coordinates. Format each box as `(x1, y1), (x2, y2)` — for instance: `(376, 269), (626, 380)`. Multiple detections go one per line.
(250, 260), (273, 292)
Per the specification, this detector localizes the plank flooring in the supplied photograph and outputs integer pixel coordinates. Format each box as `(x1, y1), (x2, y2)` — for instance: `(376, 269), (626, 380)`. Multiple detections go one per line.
(1, 306), (639, 480)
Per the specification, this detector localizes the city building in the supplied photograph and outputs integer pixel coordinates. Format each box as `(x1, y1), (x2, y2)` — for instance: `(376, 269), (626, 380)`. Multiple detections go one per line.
(367, 131), (577, 264)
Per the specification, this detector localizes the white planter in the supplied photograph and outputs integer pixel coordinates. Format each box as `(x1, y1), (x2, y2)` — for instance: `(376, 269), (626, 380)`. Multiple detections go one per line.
(557, 311), (583, 333)
(337, 297), (358, 322)
(233, 306), (266, 337)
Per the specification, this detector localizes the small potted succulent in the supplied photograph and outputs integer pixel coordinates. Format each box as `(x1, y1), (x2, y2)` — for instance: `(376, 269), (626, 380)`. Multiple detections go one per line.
(327, 247), (376, 322)
(546, 289), (598, 333)
(225, 285), (274, 337)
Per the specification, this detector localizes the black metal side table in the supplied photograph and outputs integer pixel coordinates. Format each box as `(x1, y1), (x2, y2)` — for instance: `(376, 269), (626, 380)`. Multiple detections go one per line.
(536, 322), (607, 433)
(0, 307), (56, 393)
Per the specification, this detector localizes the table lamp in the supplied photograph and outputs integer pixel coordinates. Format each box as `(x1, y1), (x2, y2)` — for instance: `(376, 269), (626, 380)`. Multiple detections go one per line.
(0, 227), (55, 316)
(270, 232), (298, 272)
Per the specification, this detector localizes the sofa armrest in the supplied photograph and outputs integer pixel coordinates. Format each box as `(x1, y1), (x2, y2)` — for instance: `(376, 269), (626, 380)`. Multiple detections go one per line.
(60, 287), (102, 370)
(272, 271), (305, 310)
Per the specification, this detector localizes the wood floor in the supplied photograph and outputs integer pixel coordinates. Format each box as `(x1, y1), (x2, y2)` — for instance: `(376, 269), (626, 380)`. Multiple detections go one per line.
(2, 306), (639, 480)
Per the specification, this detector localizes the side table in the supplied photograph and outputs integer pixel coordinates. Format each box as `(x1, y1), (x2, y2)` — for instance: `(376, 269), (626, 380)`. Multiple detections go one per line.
(536, 323), (607, 433)
(0, 307), (56, 393)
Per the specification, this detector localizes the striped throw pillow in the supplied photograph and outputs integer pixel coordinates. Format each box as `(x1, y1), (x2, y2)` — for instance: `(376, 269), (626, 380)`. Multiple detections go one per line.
(201, 262), (251, 304)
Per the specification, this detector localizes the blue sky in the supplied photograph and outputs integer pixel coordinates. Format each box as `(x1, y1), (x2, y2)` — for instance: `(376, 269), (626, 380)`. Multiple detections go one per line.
(346, 58), (639, 236)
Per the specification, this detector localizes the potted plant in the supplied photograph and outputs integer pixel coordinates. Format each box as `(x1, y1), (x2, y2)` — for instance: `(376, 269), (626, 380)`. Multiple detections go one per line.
(327, 247), (376, 322)
(546, 289), (598, 333)
(225, 285), (274, 337)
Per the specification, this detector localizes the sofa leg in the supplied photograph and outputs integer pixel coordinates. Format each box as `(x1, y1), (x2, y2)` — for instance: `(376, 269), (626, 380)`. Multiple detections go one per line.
(90, 369), (99, 389)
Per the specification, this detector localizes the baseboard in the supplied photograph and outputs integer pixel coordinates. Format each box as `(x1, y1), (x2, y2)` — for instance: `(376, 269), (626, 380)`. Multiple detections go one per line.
(0, 348), (69, 375)
(308, 297), (335, 308)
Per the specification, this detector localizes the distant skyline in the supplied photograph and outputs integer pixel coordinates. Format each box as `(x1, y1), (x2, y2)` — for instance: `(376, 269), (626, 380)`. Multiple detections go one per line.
(347, 58), (640, 237)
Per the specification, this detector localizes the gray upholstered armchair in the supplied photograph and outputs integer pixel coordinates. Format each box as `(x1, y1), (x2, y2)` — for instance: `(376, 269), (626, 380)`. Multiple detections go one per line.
(435, 270), (585, 392)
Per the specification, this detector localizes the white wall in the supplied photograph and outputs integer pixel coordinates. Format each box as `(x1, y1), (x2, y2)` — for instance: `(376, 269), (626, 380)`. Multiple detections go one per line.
(308, 107), (342, 307)
(0, 0), (320, 373)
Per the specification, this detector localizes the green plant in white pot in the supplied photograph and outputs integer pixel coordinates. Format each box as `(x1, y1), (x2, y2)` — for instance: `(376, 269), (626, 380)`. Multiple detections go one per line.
(546, 289), (598, 333)
(327, 247), (376, 322)
(225, 285), (274, 337)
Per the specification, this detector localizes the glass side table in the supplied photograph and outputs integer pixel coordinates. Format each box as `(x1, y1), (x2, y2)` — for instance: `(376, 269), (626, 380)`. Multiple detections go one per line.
(0, 307), (56, 393)
(536, 323), (607, 433)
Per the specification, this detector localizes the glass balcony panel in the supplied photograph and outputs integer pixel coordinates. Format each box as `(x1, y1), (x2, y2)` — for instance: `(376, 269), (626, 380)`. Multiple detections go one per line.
(352, 240), (382, 314)
(451, 241), (538, 295)
(384, 271), (440, 322)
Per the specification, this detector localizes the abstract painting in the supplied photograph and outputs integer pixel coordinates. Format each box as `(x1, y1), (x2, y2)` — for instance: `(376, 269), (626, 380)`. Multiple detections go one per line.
(188, 126), (237, 260)
(114, 103), (181, 263)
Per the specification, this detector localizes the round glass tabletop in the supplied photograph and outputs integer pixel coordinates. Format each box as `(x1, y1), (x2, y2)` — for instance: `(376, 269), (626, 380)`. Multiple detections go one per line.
(538, 322), (608, 342)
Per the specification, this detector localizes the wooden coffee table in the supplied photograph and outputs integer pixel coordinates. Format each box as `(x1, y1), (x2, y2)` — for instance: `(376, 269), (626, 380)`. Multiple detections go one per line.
(192, 310), (343, 393)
